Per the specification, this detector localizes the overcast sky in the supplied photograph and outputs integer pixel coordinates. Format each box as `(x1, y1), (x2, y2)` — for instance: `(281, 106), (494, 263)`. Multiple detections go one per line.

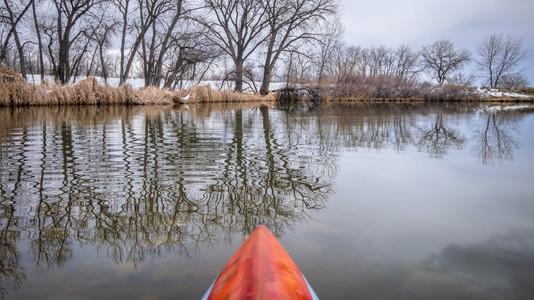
(339, 0), (534, 85)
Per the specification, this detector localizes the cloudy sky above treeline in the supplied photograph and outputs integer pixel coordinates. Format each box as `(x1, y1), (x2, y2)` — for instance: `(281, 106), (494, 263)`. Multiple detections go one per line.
(339, 0), (533, 84)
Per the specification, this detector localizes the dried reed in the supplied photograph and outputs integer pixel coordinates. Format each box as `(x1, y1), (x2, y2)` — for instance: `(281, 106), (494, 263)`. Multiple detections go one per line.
(0, 63), (34, 106)
(135, 86), (180, 105)
(1, 62), (273, 107)
(189, 85), (275, 103)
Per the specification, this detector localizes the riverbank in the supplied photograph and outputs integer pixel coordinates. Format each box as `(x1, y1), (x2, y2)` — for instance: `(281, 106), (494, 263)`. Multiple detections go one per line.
(1, 64), (533, 106)
(0, 63), (275, 106)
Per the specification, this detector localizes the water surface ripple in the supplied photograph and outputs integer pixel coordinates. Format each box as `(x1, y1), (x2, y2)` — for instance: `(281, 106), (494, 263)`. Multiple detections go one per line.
(1, 103), (533, 299)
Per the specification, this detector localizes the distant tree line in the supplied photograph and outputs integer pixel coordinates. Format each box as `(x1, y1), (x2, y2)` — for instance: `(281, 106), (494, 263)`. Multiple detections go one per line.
(0, 0), (529, 93)
(0, 0), (338, 93)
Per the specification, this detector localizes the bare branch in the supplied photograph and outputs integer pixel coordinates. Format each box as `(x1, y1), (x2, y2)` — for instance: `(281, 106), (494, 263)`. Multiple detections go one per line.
(476, 34), (528, 88)
(420, 39), (471, 85)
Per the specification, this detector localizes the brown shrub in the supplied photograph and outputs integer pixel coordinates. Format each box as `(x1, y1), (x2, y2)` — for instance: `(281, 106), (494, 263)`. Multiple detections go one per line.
(512, 86), (534, 96)
(419, 83), (481, 101)
(335, 74), (481, 101)
(335, 74), (420, 100)
(275, 87), (329, 106)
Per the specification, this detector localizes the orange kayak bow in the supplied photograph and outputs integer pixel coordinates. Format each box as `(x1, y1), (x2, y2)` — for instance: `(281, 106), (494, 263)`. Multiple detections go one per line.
(201, 225), (319, 299)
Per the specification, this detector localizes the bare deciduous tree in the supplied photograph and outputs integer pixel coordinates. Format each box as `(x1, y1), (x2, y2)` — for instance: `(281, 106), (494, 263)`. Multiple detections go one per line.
(476, 34), (528, 88)
(393, 44), (419, 81)
(358, 45), (417, 79)
(499, 73), (528, 89)
(365, 45), (395, 77)
(329, 43), (363, 80)
(48, 0), (104, 83)
(89, 7), (118, 83)
(259, 0), (338, 94)
(162, 22), (222, 90)
(114, 0), (133, 85)
(199, 0), (268, 92)
(315, 16), (343, 85)
(31, 0), (45, 82)
(139, 0), (185, 87)
(115, 0), (164, 85)
(420, 39), (471, 85)
(448, 72), (475, 87)
(1, 0), (33, 79)
(284, 45), (315, 86)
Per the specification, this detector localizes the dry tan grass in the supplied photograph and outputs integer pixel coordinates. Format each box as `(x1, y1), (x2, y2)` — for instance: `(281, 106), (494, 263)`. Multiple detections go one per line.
(0, 62), (142, 106)
(1, 62), (275, 106)
(1, 65), (144, 106)
(0, 63), (34, 106)
(135, 86), (181, 105)
(189, 85), (275, 103)
(35, 78), (144, 106)
(116, 84), (275, 104)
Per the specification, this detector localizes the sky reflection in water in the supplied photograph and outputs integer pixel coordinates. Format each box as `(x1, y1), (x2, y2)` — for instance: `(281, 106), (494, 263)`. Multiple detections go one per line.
(1, 103), (533, 299)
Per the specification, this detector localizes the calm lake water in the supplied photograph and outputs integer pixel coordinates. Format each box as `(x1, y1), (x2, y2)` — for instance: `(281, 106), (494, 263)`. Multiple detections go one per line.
(1, 103), (534, 299)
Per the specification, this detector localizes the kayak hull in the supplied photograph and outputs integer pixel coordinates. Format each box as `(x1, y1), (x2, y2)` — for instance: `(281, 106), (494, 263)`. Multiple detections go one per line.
(202, 225), (319, 299)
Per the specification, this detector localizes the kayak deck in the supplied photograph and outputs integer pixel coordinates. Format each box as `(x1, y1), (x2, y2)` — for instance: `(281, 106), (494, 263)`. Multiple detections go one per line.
(202, 225), (319, 299)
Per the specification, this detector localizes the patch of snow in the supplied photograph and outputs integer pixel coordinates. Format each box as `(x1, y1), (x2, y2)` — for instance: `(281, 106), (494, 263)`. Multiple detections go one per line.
(482, 104), (533, 113)
(25, 74), (287, 92)
(477, 88), (532, 99)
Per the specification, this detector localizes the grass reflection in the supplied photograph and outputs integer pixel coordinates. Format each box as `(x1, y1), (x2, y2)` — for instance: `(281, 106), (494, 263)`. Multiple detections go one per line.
(0, 104), (336, 296)
(0, 103), (531, 297)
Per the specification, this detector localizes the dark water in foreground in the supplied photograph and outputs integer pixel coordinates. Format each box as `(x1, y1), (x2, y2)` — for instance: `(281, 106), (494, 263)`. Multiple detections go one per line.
(1, 103), (534, 299)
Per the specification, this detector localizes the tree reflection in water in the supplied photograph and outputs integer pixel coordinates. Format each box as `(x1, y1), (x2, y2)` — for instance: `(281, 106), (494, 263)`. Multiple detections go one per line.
(474, 112), (520, 166)
(417, 114), (466, 158)
(0, 204), (25, 298)
(0, 105), (336, 296)
(0, 103), (530, 297)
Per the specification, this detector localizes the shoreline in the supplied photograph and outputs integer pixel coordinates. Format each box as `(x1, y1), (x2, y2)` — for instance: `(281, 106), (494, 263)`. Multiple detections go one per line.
(2, 79), (533, 107)
(2, 69), (533, 107)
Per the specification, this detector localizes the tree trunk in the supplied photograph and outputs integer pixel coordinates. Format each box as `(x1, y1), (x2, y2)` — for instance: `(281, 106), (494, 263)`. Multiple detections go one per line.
(152, 0), (183, 87)
(2, 0), (32, 79)
(12, 29), (26, 80)
(260, 39), (275, 96)
(260, 65), (274, 96)
(120, 2), (154, 86)
(99, 41), (108, 83)
(118, 1), (129, 85)
(32, 0), (45, 83)
(234, 59), (244, 93)
(57, 38), (70, 84)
